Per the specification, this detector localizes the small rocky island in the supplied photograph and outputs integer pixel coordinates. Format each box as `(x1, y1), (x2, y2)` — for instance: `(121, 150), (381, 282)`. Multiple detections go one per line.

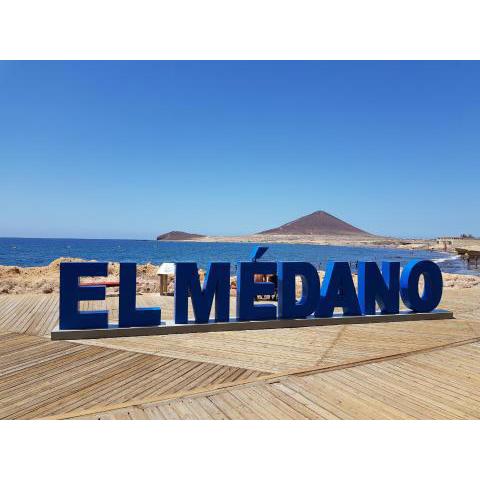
(156, 231), (204, 241)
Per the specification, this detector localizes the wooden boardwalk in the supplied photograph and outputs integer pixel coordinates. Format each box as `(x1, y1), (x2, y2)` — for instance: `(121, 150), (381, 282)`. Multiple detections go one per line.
(70, 341), (480, 420)
(0, 331), (267, 419)
(0, 286), (479, 419)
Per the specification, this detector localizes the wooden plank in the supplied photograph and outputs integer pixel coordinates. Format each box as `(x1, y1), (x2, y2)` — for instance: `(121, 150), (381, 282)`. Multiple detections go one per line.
(0, 289), (475, 375)
(66, 338), (480, 420)
(0, 332), (268, 419)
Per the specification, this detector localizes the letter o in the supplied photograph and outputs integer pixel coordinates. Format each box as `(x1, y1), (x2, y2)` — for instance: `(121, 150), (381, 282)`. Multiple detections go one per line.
(400, 260), (443, 313)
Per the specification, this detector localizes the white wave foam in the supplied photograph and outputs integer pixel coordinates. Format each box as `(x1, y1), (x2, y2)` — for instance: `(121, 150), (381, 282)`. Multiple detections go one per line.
(433, 255), (461, 264)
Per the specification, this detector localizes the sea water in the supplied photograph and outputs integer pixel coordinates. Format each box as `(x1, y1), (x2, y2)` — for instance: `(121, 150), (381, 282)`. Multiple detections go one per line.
(0, 237), (473, 275)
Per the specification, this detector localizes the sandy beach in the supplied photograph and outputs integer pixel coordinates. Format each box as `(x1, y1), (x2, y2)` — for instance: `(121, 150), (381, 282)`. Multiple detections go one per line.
(188, 233), (421, 248)
(167, 233), (480, 254)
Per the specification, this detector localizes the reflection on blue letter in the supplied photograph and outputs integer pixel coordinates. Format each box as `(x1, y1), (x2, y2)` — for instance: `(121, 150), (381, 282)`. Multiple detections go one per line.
(59, 262), (109, 330)
(174, 262), (230, 324)
(358, 262), (400, 315)
(278, 262), (320, 319)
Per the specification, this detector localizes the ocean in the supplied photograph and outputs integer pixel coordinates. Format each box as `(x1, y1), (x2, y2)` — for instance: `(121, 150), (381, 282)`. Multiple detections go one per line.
(0, 237), (473, 275)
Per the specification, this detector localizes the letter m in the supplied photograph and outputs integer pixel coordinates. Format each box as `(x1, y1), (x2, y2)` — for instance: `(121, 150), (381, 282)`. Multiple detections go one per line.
(174, 262), (230, 324)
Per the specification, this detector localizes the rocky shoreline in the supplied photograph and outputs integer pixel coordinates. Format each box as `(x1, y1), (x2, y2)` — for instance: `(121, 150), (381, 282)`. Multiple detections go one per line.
(1, 256), (479, 296)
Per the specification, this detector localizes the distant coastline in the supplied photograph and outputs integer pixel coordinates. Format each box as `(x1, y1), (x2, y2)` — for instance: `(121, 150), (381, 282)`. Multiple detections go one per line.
(154, 210), (478, 254)
(155, 233), (441, 252)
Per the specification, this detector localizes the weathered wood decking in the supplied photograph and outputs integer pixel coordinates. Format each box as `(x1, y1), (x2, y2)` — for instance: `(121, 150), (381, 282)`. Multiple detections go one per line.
(0, 287), (479, 419)
(70, 341), (480, 419)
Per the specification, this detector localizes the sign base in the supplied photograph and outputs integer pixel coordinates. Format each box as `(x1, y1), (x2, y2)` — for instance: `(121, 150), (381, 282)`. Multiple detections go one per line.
(51, 309), (454, 341)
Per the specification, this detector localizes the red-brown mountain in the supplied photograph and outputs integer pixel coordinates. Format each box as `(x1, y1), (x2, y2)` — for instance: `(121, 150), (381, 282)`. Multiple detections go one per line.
(156, 231), (204, 241)
(258, 210), (371, 236)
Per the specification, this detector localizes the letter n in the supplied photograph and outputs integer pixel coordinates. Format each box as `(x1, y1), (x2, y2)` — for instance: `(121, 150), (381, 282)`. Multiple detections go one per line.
(358, 261), (400, 315)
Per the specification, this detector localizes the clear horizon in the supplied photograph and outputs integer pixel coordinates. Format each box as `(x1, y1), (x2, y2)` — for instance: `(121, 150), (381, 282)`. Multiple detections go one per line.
(1, 61), (479, 239)
(0, 206), (473, 241)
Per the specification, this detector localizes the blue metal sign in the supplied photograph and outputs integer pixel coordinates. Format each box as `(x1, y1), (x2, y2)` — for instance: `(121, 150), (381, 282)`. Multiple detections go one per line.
(57, 246), (444, 333)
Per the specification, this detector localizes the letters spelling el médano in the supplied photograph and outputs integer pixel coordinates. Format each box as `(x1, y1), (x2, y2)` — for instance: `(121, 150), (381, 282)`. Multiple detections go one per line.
(58, 247), (444, 331)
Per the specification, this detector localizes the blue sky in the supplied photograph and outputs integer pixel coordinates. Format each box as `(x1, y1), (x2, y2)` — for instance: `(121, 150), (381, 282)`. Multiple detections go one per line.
(0, 61), (478, 239)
